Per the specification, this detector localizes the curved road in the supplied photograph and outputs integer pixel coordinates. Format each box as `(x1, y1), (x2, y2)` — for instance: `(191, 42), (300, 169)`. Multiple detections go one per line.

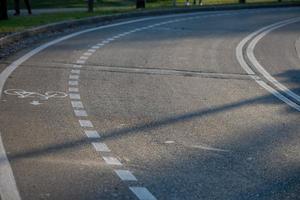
(1, 7), (300, 200)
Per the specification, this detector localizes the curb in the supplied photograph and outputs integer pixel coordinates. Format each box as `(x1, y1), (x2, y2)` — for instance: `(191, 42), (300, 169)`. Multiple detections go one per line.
(1, 3), (300, 48)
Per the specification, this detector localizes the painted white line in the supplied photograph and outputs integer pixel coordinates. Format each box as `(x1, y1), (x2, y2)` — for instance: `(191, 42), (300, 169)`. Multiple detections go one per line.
(84, 130), (100, 138)
(83, 52), (93, 56)
(73, 64), (82, 68)
(236, 17), (300, 111)
(129, 187), (157, 200)
(68, 80), (78, 86)
(114, 170), (137, 181)
(71, 69), (80, 74)
(92, 142), (111, 152)
(80, 56), (89, 60)
(74, 109), (88, 117)
(246, 17), (300, 104)
(76, 60), (86, 64)
(88, 49), (96, 53)
(102, 156), (122, 165)
(79, 120), (93, 128)
(0, 132), (21, 200)
(92, 45), (100, 49)
(69, 75), (79, 80)
(68, 87), (79, 92)
(71, 101), (84, 109)
(102, 40), (110, 44)
(69, 93), (81, 100)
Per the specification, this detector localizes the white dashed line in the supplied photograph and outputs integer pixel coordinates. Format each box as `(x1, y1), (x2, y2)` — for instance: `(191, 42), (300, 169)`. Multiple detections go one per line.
(92, 45), (100, 49)
(71, 101), (84, 108)
(79, 120), (93, 128)
(68, 87), (79, 92)
(69, 75), (79, 80)
(102, 156), (122, 165)
(74, 109), (88, 117)
(114, 170), (137, 181)
(129, 187), (157, 200)
(80, 56), (89, 60)
(83, 52), (93, 56)
(84, 130), (100, 138)
(69, 93), (81, 100)
(73, 64), (82, 68)
(88, 49), (96, 53)
(92, 142), (111, 152)
(76, 60), (86, 64)
(71, 69), (81, 74)
(69, 80), (78, 86)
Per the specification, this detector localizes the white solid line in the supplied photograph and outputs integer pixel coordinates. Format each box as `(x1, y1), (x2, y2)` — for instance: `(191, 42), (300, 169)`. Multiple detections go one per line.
(92, 142), (110, 152)
(71, 101), (84, 109)
(71, 69), (80, 74)
(69, 93), (81, 100)
(102, 156), (122, 165)
(236, 17), (300, 111)
(79, 120), (93, 128)
(68, 87), (79, 92)
(74, 110), (88, 117)
(0, 132), (21, 200)
(129, 187), (157, 200)
(246, 17), (300, 104)
(68, 80), (78, 86)
(73, 64), (82, 68)
(114, 170), (137, 181)
(84, 130), (100, 138)
(69, 75), (79, 80)
(92, 45), (100, 49)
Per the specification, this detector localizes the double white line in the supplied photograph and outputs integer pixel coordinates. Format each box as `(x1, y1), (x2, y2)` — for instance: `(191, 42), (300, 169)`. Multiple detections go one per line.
(236, 17), (300, 111)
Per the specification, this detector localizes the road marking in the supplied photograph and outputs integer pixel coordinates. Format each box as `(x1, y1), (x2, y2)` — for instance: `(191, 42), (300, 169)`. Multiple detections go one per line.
(68, 87), (79, 92)
(76, 60), (86, 64)
(79, 56), (89, 60)
(0, 132), (21, 200)
(69, 93), (81, 100)
(246, 17), (300, 104)
(114, 170), (137, 181)
(74, 109), (88, 117)
(71, 101), (84, 108)
(69, 75), (79, 80)
(102, 156), (122, 165)
(30, 100), (42, 106)
(4, 89), (67, 100)
(73, 64), (82, 68)
(71, 69), (80, 74)
(129, 187), (157, 200)
(68, 80), (78, 86)
(92, 45), (100, 49)
(79, 120), (93, 128)
(84, 130), (100, 138)
(83, 52), (93, 56)
(92, 142), (110, 152)
(236, 17), (300, 111)
(88, 49), (96, 53)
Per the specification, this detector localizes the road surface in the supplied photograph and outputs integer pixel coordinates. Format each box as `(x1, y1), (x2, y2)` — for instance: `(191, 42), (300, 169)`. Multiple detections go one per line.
(1, 7), (300, 200)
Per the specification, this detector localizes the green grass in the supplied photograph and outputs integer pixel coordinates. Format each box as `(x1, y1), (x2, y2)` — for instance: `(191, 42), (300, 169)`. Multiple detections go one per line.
(1, 0), (299, 34)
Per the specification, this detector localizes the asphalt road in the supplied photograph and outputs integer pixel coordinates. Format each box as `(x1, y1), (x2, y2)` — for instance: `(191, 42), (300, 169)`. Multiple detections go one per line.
(1, 7), (300, 200)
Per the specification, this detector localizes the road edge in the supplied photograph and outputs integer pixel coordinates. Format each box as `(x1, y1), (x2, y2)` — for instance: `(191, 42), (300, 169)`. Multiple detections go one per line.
(1, 3), (300, 49)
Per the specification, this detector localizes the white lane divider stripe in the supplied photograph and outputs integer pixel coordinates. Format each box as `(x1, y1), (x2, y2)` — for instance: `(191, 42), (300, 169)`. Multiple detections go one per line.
(114, 170), (137, 181)
(92, 45), (100, 49)
(74, 110), (88, 117)
(71, 101), (84, 109)
(88, 49), (96, 53)
(102, 156), (122, 165)
(84, 130), (101, 138)
(68, 87), (79, 92)
(69, 93), (81, 100)
(68, 81), (78, 86)
(92, 142), (111, 152)
(73, 64), (82, 68)
(71, 69), (80, 74)
(69, 75), (79, 80)
(76, 60), (86, 64)
(129, 187), (157, 200)
(79, 120), (93, 128)
(83, 52), (93, 56)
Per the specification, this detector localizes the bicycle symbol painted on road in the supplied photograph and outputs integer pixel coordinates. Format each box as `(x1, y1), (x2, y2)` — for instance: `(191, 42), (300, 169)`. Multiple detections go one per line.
(4, 89), (68, 105)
